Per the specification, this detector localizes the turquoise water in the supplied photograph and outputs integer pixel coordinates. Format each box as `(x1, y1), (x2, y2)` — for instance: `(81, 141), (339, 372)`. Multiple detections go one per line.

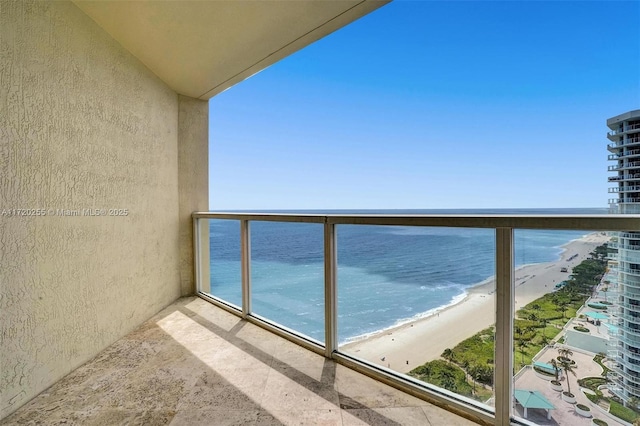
(205, 208), (606, 343)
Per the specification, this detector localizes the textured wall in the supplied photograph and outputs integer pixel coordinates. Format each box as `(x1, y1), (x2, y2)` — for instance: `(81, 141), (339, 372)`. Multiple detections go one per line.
(178, 96), (208, 296)
(0, 1), (183, 418)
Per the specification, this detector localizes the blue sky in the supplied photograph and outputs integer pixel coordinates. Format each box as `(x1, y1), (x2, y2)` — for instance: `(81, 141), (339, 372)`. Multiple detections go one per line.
(209, 1), (640, 210)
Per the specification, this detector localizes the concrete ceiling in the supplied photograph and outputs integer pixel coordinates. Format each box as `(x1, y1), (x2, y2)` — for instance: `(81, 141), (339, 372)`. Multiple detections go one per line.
(73, 0), (389, 100)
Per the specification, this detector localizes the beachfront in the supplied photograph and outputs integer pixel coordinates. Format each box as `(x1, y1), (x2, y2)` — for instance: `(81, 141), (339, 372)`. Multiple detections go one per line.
(342, 232), (611, 374)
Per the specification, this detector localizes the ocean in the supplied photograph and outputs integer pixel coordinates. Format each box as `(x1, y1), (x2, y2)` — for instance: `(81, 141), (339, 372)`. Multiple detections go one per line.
(205, 208), (607, 344)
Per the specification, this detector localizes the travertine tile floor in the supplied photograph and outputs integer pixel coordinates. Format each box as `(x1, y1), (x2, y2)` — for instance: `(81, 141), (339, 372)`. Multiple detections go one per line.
(2, 297), (479, 425)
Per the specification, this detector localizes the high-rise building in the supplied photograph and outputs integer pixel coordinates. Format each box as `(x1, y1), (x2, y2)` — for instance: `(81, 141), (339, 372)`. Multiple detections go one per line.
(607, 109), (640, 402)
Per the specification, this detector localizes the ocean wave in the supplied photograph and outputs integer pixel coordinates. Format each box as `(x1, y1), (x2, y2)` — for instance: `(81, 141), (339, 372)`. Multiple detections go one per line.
(340, 290), (468, 345)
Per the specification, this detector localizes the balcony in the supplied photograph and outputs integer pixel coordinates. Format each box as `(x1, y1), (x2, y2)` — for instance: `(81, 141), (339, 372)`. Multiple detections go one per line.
(189, 212), (637, 425)
(620, 252), (640, 265)
(606, 174), (640, 182)
(610, 186), (640, 193)
(620, 268), (640, 280)
(608, 138), (640, 150)
(616, 358), (640, 378)
(609, 198), (640, 204)
(621, 312), (640, 325)
(609, 149), (640, 160)
(609, 162), (640, 171)
(619, 279), (640, 292)
(10, 2), (636, 425)
(617, 243), (640, 251)
(618, 331), (640, 347)
(608, 124), (640, 138)
(2, 296), (473, 425)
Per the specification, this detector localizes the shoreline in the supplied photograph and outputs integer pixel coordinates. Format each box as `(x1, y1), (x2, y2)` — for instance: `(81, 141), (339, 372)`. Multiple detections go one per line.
(341, 232), (610, 373)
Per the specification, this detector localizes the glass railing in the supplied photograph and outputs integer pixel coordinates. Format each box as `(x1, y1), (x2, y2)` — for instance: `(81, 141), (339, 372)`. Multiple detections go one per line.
(200, 218), (242, 308)
(193, 212), (640, 425)
(621, 269), (640, 279)
(610, 186), (640, 193)
(609, 126), (640, 137)
(608, 163), (640, 171)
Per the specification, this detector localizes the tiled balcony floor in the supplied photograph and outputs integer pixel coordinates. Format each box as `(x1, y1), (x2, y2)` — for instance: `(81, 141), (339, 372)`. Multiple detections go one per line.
(2, 297), (479, 425)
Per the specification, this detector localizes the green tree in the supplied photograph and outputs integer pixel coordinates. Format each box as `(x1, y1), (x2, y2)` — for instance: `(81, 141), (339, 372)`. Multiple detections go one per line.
(516, 339), (528, 366)
(439, 370), (457, 392)
(514, 325), (523, 337)
(442, 348), (455, 364)
(472, 370), (482, 395)
(540, 333), (549, 347)
(461, 360), (470, 381)
(558, 300), (570, 318)
(549, 359), (560, 381)
(558, 347), (573, 360)
(560, 359), (577, 394)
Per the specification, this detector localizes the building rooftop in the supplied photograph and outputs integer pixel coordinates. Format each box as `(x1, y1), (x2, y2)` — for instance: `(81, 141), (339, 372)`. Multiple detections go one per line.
(607, 109), (640, 127)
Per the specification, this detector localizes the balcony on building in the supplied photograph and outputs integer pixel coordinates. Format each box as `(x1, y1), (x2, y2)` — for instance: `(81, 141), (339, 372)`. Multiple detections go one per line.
(5, 2), (639, 426)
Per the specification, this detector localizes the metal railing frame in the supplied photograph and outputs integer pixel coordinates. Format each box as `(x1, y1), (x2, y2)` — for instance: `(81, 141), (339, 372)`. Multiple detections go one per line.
(192, 212), (640, 426)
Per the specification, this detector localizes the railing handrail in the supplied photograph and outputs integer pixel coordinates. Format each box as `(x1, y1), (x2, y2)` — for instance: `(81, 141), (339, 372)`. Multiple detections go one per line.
(192, 212), (640, 231)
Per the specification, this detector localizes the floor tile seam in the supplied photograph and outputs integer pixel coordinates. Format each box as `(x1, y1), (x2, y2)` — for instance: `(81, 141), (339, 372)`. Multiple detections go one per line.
(257, 363), (279, 406)
(420, 405), (445, 426)
(415, 405), (434, 424)
(338, 405), (347, 425)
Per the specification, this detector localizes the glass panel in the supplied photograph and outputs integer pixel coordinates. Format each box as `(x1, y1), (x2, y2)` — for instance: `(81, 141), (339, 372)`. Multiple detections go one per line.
(202, 219), (242, 308)
(512, 229), (612, 424)
(337, 224), (496, 410)
(250, 221), (325, 343)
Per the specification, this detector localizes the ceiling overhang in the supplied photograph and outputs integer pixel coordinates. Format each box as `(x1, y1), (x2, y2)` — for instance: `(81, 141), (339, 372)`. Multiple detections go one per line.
(73, 0), (389, 100)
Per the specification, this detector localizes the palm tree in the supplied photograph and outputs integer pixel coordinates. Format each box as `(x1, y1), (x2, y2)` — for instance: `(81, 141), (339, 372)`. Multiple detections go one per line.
(517, 339), (528, 366)
(560, 359), (577, 394)
(439, 370), (457, 392)
(558, 300), (570, 318)
(540, 332), (549, 347)
(442, 348), (455, 365)
(550, 359), (560, 382)
(472, 370), (482, 395)
(414, 363), (432, 380)
(461, 360), (470, 381)
(558, 347), (573, 361)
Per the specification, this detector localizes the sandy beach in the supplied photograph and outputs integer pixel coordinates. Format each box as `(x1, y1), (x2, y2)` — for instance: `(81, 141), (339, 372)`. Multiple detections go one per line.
(341, 232), (611, 374)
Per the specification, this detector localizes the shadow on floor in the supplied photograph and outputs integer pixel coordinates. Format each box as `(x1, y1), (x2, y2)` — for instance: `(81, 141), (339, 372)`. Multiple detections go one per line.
(2, 297), (470, 425)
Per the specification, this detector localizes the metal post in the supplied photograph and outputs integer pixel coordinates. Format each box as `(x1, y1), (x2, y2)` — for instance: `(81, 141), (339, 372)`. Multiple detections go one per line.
(193, 217), (200, 292)
(494, 227), (514, 426)
(196, 218), (210, 294)
(241, 220), (251, 318)
(324, 222), (337, 358)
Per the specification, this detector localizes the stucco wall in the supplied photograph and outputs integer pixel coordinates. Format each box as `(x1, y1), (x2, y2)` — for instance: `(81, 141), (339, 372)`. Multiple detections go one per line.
(178, 96), (209, 296)
(0, 1), (192, 418)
